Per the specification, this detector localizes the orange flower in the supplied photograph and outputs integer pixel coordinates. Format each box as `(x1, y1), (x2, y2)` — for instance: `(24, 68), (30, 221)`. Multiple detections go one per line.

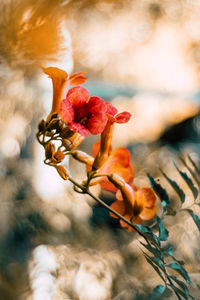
(92, 103), (131, 170)
(110, 183), (157, 232)
(42, 67), (87, 122)
(92, 120), (114, 170)
(87, 102), (132, 191)
(88, 141), (134, 192)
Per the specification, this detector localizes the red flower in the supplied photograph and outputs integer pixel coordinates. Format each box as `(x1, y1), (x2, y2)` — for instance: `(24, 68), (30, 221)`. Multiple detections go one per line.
(110, 184), (157, 232)
(60, 86), (108, 137)
(42, 67), (87, 122)
(106, 102), (131, 124)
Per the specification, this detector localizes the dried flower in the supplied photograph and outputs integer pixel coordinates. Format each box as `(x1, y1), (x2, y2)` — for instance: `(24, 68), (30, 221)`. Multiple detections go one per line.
(38, 119), (46, 132)
(46, 117), (61, 131)
(45, 143), (65, 163)
(45, 142), (55, 159)
(52, 150), (65, 163)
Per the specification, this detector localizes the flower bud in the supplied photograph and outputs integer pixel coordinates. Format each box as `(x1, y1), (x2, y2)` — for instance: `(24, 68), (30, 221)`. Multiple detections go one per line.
(108, 174), (126, 189)
(62, 139), (72, 151)
(45, 142), (55, 159)
(52, 150), (65, 163)
(45, 131), (54, 137)
(56, 165), (69, 180)
(69, 133), (85, 150)
(72, 151), (94, 166)
(92, 121), (114, 170)
(60, 126), (74, 139)
(46, 118), (60, 131)
(38, 119), (46, 132)
(50, 113), (58, 120)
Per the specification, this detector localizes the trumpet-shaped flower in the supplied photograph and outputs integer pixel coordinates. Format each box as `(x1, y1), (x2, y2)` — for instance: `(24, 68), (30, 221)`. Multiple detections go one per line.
(88, 140), (134, 192)
(60, 86), (108, 137)
(87, 102), (132, 191)
(42, 67), (87, 122)
(110, 184), (157, 232)
(92, 102), (131, 170)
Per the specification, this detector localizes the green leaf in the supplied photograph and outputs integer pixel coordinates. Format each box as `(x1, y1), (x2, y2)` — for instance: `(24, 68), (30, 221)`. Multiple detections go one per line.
(150, 285), (166, 299)
(183, 209), (200, 232)
(169, 283), (189, 300)
(156, 216), (169, 241)
(148, 174), (171, 208)
(167, 262), (192, 285)
(137, 224), (161, 247)
(170, 275), (189, 295)
(170, 281), (195, 300)
(163, 246), (173, 256)
(171, 275), (196, 299)
(162, 246), (185, 266)
(173, 162), (198, 200)
(160, 168), (185, 204)
(179, 155), (200, 188)
(143, 253), (166, 283)
(140, 241), (164, 261)
(142, 251), (165, 272)
(187, 155), (200, 177)
(152, 256), (165, 270)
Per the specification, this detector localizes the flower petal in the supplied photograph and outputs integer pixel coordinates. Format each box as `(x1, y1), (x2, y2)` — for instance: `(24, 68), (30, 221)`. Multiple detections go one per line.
(139, 205), (157, 221)
(42, 66), (69, 120)
(92, 140), (100, 157)
(87, 96), (107, 114)
(99, 148), (134, 192)
(68, 122), (90, 137)
(86, 112), (108, 135)
(67, 86), (89, 107)
(115, 112), (131, 123)
(110, 147), (132, 168)
(42, 66), (68, 80)
(106, 102), (118, 116)
(106, 114), (116, 123)
(136, 188), (157, 209)
(100, 180), (118, 192)
(110, 201), (125, 218)
(116, 185), (138, 201)
(69, 72), (87, 85)
(60, 98), (74, 123)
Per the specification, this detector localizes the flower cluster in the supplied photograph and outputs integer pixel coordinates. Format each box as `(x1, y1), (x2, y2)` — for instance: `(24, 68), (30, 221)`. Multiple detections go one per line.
(37, 66), (157, 232)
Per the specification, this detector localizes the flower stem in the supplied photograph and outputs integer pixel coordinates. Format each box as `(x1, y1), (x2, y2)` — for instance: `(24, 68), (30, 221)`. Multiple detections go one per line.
(68, 175), (146, 238)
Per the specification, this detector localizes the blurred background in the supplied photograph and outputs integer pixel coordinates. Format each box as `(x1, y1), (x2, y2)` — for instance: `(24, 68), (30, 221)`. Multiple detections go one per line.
(0, 0), (200, 299)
